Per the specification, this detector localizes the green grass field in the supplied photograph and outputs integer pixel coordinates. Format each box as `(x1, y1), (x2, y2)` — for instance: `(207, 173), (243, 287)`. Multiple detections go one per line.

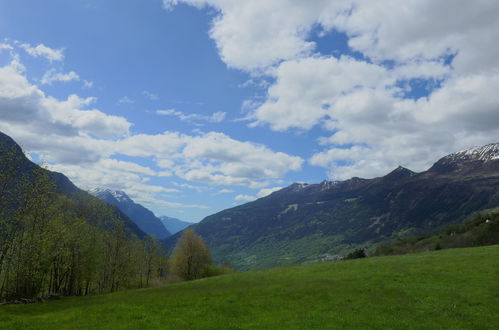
(1, 245), (498, 329)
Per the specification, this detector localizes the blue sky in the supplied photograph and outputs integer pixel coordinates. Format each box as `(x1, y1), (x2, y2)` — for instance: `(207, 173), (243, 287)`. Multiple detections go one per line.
(1, 0), (499, 222)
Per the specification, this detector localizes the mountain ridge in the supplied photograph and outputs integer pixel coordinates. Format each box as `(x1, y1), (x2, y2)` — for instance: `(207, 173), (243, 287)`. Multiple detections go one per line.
(163, 142), (499, 270)
(91, 188), (171, 239)
(0, 131), (147, 239)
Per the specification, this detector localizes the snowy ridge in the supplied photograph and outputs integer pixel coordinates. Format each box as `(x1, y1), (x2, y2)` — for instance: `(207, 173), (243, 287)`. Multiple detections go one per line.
(89, 188), (133, 203)
(445, 143), (499, 162)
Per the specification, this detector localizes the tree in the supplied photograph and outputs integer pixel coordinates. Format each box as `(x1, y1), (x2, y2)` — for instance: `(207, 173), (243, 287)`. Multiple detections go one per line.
(344, 248), (366, 260)
(170, 228), (211, 281)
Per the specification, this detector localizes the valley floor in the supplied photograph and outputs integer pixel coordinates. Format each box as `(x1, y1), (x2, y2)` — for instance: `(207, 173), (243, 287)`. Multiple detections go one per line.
(1, 245), (498, 329)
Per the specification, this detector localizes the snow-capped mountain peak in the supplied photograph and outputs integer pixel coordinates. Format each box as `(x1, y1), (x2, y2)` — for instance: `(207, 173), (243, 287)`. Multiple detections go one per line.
(445, 143), (499, 162)
(89, 188), (133, 203)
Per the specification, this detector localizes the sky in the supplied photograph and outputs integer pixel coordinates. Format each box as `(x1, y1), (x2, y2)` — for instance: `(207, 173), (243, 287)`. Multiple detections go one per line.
(1, 0), (499, 222)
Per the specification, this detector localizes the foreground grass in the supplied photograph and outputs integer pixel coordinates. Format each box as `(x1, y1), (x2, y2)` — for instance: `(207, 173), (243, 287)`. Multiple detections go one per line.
(1, 245), (498, 329)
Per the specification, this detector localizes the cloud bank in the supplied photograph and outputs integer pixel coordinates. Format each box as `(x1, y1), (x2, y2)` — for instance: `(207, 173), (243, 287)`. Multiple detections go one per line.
(165, 0), (499, 179)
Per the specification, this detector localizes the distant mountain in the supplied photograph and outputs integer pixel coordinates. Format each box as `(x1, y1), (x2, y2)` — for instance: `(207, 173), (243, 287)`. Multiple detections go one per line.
(163, 143), (499, 270)
(159, 216), (192, 234)
(91, 189), (171, 239)
(0, 131), (146, 239)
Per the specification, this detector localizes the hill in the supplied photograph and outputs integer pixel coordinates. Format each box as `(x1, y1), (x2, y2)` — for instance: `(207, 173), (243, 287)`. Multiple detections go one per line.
(0, 131), (173, 300)
(163, 143), (499, 270)
(159, 216), (192, 234)
(1, 245), (498, 329)
(0, 131), (146, 239)
(91, 189), (171, 239)
(375, 209), (499, 255)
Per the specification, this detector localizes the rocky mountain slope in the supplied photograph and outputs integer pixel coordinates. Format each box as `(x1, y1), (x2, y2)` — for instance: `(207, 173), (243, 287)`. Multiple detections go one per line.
(91, 189), (171, 239)
(163, 143), (499, 270)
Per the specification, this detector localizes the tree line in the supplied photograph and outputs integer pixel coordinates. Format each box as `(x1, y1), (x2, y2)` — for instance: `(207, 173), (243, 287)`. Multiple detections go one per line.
(0, 147), (229, 302)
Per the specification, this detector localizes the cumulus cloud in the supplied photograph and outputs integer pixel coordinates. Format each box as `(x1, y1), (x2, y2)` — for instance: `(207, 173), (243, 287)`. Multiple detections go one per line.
(0, 52), (303, 212)
(118, 131), (303, 188)
(20, 43), (64, 62)
(167, 0), (499, 180)
(177, 132), (303, 187)
(250, 56), (392, 131)
(0, 61), (131, 144)
(234, 186), (283, 202)
(156, 108), (226, 123)
(41, 69), (80, 85)
(163, 0), (331, 71)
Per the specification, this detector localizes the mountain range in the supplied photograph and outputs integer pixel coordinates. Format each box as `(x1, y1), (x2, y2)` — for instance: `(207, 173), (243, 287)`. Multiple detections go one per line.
(163, 143), (499, 270)
(90, 189), (171, 239)
(3, 128), (499, 271)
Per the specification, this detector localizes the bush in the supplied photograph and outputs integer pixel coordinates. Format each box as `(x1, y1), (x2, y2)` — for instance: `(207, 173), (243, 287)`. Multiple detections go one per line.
(203, 264), (235, 278)
(344, 248), (367, 260)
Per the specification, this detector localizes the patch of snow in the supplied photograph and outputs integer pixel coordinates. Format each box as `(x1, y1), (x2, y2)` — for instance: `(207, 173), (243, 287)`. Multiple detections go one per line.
(320, 180), (340, 191)
(89, 188), (132, 203)
(446, 143), (499, 162)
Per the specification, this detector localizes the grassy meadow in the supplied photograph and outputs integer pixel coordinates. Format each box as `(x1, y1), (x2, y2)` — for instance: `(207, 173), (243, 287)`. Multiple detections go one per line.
(1, 245), (498, 329)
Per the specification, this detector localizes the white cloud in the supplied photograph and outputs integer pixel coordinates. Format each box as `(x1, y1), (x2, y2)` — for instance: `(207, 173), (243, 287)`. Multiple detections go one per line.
(118, 96), (134, 104)
(0, 53), (303, 212)
(83, 80), (94, 88)
(0, 58), (132, 162)
(177, 132), (303, 187)
(218, 188), (233, 194)
(165, 1), (499, 180)
(41, 69), (80, 85)
(164, 0), (349, 72)
(173, 182), (207, 192)
(143, 90), (159, 100)
(235, 194), (255, 202)
(21, 43), (64, 62)
(156, 108), (226, 123)
(234, 186), (282, 202)
(0, 43), (13, 52)
(250, 56), (392, 131)
(257, 187), (283, 198)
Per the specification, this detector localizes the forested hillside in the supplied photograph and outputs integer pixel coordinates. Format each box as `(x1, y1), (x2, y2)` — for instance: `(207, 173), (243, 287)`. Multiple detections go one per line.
(0, 132), (168, 301)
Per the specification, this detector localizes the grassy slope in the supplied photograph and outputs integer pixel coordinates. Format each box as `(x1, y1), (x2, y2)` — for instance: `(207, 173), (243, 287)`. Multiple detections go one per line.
(1, 245), (498, 329)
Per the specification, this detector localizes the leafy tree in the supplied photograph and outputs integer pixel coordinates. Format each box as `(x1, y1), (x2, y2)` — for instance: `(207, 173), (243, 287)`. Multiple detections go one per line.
(170, 228), (211, 281)
(344, 248), (366, 260)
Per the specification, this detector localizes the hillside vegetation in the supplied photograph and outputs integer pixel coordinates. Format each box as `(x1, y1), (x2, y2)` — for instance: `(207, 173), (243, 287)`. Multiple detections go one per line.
(0, 131), (169, 300)
(1, 245), (498, 329)
(375, 209), (499, 256)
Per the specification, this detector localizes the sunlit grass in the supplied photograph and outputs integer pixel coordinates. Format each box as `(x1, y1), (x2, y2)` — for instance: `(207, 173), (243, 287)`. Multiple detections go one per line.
(1, 245), (498, 329)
